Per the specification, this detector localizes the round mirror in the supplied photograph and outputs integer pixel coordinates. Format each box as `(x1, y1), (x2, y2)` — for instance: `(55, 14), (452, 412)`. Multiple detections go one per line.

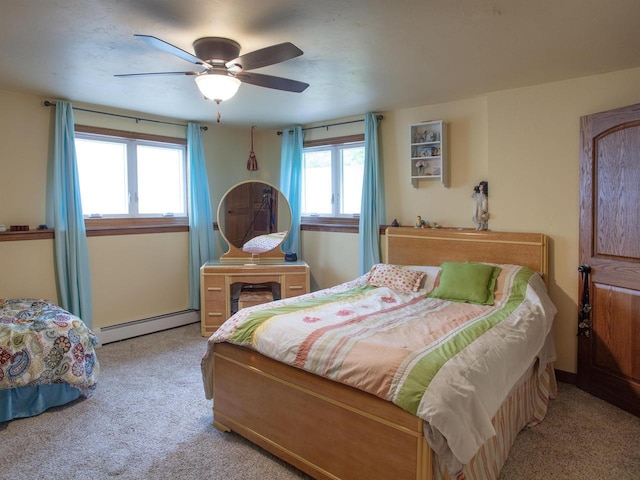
(217, 181), (291, 260)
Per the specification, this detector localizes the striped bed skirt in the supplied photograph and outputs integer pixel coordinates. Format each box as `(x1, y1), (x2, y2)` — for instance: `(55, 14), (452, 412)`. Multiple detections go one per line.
(434, 361), (557, 480)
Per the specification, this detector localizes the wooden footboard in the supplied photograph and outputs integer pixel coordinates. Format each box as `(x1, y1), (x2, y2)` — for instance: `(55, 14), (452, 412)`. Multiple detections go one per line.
(212, 342), (434, 480)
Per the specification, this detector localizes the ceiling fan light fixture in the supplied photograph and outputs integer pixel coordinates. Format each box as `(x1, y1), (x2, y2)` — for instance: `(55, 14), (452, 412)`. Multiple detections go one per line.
(195, 73), (241, 102)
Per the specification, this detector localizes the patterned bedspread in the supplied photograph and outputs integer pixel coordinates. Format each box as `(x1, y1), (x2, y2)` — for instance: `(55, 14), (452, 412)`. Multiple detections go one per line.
(0, 299), (99, 396)
(202, 264), (557, 466)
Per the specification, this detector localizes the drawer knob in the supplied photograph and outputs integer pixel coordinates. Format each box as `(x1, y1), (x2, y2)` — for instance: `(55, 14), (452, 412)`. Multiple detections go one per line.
(288, 285), (303, 290)
(208, 312), (223, 317)
(207, 287), (222, 291)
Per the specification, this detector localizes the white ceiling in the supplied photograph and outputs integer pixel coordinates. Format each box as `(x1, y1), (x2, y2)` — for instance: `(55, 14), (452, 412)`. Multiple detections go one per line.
(1, 0), (640, 128)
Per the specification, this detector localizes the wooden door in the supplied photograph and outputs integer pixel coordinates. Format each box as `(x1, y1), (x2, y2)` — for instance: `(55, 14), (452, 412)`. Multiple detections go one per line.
(579, 103), (640, 416)
(222, 183), (253, 246)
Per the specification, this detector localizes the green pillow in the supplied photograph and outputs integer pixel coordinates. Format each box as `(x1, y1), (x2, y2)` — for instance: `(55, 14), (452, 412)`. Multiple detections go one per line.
(428, 262), (502, 305)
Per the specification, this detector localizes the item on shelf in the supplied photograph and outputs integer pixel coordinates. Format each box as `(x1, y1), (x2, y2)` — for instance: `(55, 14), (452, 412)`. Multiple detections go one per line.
(38, 224), (48, 230)
(0, 224), (6, 232)
(390, 218), (400, 227)
(285, 252), (298, 262)
(239, 285), (274, 310)
(415, 215), (429, 229)
(9, 225), (29, 231)
(472, 181), (489, 231)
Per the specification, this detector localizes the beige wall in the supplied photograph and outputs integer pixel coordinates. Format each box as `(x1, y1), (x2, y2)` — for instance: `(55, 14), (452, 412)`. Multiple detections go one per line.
(382, 97), (488, 227)
(301, 231), (360, 291)
(288, 100), (489, 289)
(0, 91), (243, 328)
(486, 67), (640, 373)
(284, 67), (640, 374)
(207, 125), (282, 257)
(3, 66), (640, 371)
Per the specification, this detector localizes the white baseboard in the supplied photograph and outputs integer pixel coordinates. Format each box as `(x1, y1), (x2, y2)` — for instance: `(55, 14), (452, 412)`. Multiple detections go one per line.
(94, 310), (199, 346)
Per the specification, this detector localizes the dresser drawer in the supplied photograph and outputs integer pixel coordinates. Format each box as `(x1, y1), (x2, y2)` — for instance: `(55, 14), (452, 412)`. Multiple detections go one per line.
(203, 276), (225, 298)
(201, 320), (223, 337)
(201, 275), (226, 336)
(204, 299), (226, 315)
(201, 300), (226, 336)
(283, 273), (309, 298)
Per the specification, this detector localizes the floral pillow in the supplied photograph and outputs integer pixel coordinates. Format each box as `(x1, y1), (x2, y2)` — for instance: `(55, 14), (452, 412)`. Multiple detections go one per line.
(367, 264), (426, 293)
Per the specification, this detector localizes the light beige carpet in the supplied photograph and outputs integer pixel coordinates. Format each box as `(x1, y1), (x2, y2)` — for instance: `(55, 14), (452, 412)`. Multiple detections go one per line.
(1, 323), (638, 479)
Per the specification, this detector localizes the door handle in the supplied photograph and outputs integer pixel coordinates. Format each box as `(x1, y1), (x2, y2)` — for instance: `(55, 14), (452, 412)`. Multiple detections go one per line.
(578, 264), (592, 337)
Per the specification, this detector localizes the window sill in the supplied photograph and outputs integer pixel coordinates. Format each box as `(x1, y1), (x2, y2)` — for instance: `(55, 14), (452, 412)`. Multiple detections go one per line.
(85, 217), (189, 236)
(301, 217), (359, 233)
(0, 229), (55, 241)
(300, 217), (388, 234)
(0, 218), (191, 241)
(0, 219), (389, 241)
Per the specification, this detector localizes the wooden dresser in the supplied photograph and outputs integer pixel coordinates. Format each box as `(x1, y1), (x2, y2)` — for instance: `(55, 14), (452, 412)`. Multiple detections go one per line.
(200, 260), (310, 337)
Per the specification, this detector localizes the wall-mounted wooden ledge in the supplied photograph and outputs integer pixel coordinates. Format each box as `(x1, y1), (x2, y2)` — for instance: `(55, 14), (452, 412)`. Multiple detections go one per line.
(301, 219), (389, 235)
(0, 225), (191, 241)
(86, 224), (188, 237)
(0, 219), (396, 241)
(0, 218), (191, 241)
(0, 229), (55, 241)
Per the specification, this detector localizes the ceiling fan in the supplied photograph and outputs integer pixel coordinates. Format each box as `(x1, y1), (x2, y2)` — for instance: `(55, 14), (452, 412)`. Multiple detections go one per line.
(116, 35), (309, 121)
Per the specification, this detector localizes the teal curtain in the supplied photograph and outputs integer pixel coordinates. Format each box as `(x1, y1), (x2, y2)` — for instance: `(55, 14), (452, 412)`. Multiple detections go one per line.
(53, 101), (93, 327)
(358, 113), (385, 275)
(187, 123), (215, 309)
(279, 126), (304, 255)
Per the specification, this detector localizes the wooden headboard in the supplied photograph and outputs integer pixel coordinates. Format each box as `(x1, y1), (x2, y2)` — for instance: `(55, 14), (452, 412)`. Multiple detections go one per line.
(386, 227), (548, 281)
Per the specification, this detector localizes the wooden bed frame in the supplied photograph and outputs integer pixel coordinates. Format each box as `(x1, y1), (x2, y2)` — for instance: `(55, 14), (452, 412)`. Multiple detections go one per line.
(209, 228), (549, 480)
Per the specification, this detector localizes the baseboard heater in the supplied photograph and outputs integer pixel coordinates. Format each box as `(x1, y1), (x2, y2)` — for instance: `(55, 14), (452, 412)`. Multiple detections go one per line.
(94, 309), (199, 346)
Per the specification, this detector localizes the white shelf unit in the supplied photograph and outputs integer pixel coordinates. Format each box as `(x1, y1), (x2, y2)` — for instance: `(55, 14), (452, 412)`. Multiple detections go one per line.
(410, 120), (448, 188)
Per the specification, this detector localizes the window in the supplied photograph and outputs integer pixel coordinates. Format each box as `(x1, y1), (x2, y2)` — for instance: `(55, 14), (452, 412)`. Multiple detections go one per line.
(302, 139), (365, 217)
(74, 129), (187, 218)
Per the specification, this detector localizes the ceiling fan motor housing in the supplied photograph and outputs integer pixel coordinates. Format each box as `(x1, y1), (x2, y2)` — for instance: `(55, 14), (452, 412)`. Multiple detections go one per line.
(193, 37), (241, 64)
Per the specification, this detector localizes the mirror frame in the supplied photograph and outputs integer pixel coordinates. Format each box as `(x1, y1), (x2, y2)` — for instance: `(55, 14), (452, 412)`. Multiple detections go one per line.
(217, 180), (291, 262)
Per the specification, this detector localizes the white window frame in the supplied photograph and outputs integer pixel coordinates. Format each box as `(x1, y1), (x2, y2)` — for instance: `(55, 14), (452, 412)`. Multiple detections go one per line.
(302, 139), (365, 218)
(74, 129), (187, 219)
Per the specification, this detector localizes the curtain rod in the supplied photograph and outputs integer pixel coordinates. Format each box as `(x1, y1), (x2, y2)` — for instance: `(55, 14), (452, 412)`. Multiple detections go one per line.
(43, 101), (208, 131)
(276, 115), (383, 135)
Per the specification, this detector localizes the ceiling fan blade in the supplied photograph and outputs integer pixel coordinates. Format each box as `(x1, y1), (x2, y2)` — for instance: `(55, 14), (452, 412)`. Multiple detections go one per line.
(114, 71), (199, 78)
(134, 34), (205, 66)
(236, 72), (309, 93)
(228, 42), (303, 71)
